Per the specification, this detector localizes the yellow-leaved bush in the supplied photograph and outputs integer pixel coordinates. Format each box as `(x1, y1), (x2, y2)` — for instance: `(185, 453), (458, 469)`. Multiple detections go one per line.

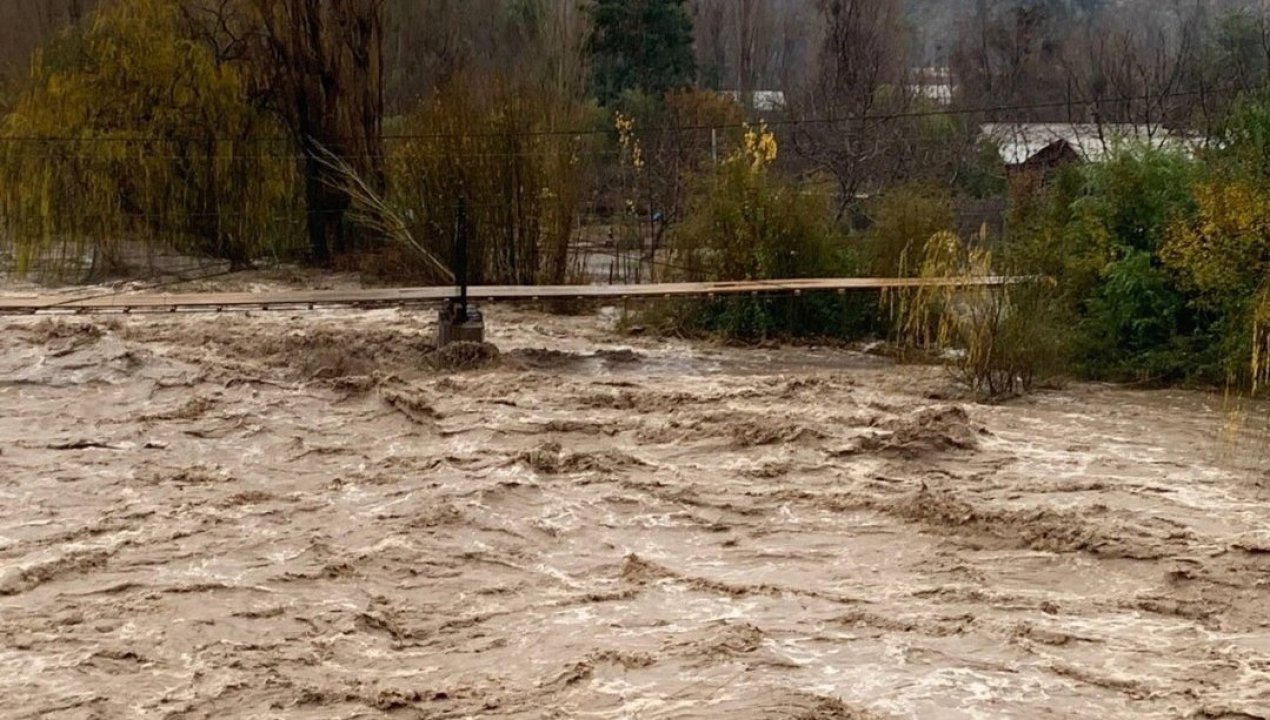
(1163, 181), (1270, 390)
(673, 122), (832, 284)
(645, 122), (862, 340)
(1163, 183), (1270, 304)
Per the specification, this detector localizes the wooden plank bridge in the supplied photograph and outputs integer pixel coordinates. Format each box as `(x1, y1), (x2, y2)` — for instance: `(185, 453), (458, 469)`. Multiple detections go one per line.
(0, 277), (1021, 316)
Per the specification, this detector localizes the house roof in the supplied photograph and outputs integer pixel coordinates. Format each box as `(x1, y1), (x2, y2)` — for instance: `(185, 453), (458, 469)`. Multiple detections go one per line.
(981, 123), (1204, 166)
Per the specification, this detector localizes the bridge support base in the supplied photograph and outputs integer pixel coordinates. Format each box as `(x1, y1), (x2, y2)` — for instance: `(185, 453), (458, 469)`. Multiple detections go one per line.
(437, 300), (485, 347)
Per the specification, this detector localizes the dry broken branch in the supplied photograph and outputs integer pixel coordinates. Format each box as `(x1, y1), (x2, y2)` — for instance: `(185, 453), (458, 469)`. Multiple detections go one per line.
(308, 139), (456, 284)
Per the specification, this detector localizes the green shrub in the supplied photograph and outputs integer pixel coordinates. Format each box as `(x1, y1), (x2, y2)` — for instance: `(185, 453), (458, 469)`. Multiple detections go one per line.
(1006, 148), (1204, 383)
(1079, 249), (1191, 381)
(1209, 87), (1270, 183)
(646, 124), (869, 341)
(861, 185), (956, 277)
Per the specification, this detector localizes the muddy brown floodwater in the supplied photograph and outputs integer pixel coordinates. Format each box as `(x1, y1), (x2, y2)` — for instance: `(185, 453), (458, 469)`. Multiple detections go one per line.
(1, 296), (1269, 719)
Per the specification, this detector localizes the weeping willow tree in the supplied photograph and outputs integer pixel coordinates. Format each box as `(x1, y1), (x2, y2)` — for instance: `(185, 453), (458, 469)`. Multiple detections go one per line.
(0, 0), (299, 278)
(889, 231), (1069, 399)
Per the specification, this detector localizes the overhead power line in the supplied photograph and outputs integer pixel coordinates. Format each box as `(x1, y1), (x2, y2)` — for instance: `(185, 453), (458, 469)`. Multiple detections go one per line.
(0, 86), (1244, 145)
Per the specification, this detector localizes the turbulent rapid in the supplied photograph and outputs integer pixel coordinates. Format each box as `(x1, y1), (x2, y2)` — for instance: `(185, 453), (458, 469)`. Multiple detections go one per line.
(1, 294), (1268, 719)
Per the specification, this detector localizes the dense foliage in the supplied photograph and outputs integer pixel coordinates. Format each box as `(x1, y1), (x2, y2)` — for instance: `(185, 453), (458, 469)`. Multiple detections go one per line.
(384, 80), (602, 285)
(0, 0), (297, 275)
(935, 108), (1270, 393)
(645, 124), (868, 340)
(586, 0), (695, 106)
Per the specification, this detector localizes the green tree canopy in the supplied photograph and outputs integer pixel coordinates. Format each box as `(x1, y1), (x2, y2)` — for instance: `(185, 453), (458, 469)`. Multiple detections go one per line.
(586, 0), (695, 105)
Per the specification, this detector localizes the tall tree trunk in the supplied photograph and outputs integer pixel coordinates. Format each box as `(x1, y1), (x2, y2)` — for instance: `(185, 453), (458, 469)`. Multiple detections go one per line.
(254, 0), (384, 266)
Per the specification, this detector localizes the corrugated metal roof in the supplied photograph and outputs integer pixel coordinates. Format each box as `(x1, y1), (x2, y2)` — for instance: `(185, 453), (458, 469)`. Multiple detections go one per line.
(981, 123), (1204, 165)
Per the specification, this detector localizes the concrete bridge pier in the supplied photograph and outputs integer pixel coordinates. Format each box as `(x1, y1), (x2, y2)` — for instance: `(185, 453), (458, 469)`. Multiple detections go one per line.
(436, 299), (485, 347)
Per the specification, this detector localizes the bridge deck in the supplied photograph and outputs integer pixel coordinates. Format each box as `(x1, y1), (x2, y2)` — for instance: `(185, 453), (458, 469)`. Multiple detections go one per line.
(0, 277), (1018, 315)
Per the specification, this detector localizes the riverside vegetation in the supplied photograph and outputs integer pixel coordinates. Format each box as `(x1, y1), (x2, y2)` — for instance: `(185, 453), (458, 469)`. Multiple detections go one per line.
(0, 0), (1268, 399)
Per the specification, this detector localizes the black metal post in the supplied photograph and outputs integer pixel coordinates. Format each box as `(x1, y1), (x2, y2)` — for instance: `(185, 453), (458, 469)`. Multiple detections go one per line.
(455, 196), (468, 320)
